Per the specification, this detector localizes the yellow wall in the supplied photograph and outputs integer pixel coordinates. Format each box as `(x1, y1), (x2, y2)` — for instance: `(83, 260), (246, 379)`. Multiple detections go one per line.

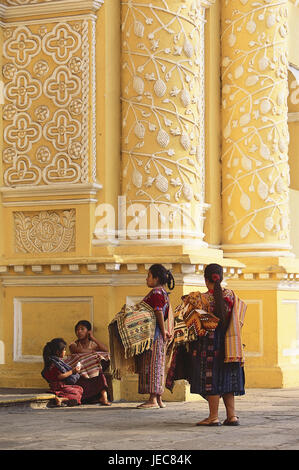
(288, 2), (299, 68)
(1, 0), (299, 397)
(204, 0), (222, 247)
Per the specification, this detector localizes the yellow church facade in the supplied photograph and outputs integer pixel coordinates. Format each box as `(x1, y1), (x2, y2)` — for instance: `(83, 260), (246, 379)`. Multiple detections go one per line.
(1, 0), (299, 401)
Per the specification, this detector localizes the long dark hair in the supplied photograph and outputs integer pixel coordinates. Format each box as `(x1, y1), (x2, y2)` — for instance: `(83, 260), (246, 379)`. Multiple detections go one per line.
(149, 264), (175, 291)
(42, 338), (66, 369)
(204, 264), (226, 327)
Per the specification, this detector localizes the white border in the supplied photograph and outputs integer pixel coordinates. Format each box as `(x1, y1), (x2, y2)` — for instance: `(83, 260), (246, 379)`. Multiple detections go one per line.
(13, 296), (94, 362)
(0, 1), (103, 20)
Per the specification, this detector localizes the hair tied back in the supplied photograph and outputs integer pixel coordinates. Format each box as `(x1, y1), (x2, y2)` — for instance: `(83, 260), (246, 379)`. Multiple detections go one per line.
(212, 273), (220, 282)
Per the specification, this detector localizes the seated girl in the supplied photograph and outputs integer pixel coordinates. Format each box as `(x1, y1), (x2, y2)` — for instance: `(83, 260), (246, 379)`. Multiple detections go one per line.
(41, 337), (82, 407)
(67, 320), (111, 406)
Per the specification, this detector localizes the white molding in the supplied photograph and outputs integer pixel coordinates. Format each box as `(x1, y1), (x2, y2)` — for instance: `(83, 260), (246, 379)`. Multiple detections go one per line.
(93, 238), (208, 247)
(13, 296), (94, 363)
(228, 279), (299, 291)
(126, 264), (138, 271)
(224, 251), (295, 258)
(0, 183), (102, 199)
(2, 198), (98, 207)
(1, 272), (205, 287)
(0, 1), (103, 20)
(221, 243), (292, 250)
(181, 264), (196, 274)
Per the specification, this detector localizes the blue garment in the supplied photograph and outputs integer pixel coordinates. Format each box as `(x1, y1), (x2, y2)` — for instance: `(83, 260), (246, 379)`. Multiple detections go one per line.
(189, 327), (245, 398)
(42, 356), (80, 385)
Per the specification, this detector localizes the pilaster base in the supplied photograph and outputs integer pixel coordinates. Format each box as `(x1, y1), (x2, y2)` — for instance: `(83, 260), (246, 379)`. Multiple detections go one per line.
(227, 256), (299, 389)
(112, 375), (204, 403)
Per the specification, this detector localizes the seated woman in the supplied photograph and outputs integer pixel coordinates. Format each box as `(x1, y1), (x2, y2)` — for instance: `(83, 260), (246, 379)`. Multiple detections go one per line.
(68, 320), (111, 406)
(41, 337), (82, 407)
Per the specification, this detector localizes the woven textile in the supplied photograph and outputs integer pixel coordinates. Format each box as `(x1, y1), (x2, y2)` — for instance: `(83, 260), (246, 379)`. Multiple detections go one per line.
(224, 295), (247, 365)
(170, 290), (246, 364)
(116, 301), (156, 357)
(172, 292), (219, 346)
(64, 351), (110, 379)
(137, 334), (166, 395)
(109, 301), (156, 378)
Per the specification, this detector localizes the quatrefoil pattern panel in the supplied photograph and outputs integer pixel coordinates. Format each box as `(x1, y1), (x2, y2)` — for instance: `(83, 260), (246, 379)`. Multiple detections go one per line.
(2, 20), (93, 187)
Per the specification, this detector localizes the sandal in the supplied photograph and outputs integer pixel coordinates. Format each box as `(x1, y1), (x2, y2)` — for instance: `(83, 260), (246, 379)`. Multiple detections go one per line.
(99, 401), (112, 406)
(196, 418), (221, 427)
(222, 416), (239, 426)
(137, 403), (160, 409)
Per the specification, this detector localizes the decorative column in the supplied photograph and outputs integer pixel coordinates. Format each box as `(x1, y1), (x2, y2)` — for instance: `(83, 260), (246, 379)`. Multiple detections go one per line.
(0, 0), (102, 259)
(119, 0), (214, 244)
(221, 0), (291, 257)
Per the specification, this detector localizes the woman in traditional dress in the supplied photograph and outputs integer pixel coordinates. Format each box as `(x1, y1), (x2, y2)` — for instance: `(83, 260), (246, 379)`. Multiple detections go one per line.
(69, 320), (111, 406)
(189, 263), (245, 426)
(136, 264), (175, 409)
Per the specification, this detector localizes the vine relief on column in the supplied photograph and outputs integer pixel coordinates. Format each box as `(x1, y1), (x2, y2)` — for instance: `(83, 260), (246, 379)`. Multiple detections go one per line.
(14, 209), (76, 253)
(2, 20), (94, 187)
(221, 0), (290, 244)
(121, 0), (209, 238)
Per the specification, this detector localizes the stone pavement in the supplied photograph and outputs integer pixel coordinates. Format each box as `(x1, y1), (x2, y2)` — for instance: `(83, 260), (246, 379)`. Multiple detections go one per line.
(1, 387), (299, 450)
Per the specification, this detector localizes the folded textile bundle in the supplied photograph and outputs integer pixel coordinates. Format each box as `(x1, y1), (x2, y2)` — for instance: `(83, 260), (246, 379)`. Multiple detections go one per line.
(108, 301), (156, 379)
(64, 351), (110, 379)
(168, 290), (247, 369)
(172, 291), (219, 346)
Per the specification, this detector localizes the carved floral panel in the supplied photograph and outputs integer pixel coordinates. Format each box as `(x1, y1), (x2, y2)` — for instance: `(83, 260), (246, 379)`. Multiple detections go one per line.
(14, 209), (76, 253)
(221, 0), (290, 244)
(121, 0), (208, 237)
(2, 19), (94, 187)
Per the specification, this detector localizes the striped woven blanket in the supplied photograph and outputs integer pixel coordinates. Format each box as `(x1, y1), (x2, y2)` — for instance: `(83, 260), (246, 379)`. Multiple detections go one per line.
(171, 291), (247, 364)
(64, 351), (110, 379)
(224, 295), (247, 365)
(112, 301), (156, 358)
(109, 301), (156, 379)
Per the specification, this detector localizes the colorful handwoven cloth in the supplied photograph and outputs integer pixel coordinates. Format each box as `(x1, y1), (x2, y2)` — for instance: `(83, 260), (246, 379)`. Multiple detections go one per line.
(171, 290), (247, 364)
(109, 301), (156, 378)
(224, 295), (247, 365)
(63, 351), (110, 379)
(171, 292), (218, 346)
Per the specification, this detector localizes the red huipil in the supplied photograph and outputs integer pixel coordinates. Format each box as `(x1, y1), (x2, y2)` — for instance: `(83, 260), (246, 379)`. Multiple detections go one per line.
(43, 364), (83, 404)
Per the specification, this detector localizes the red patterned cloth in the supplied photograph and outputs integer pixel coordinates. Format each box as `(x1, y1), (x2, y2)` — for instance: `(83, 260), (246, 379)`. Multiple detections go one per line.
(42, 365), (83, 403)
(64, 351), (110, 379)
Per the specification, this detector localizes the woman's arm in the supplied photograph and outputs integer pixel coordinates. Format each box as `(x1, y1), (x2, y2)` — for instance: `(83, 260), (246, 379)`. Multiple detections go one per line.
(57, 365), (80, 381)
(89, 334), (109, 352)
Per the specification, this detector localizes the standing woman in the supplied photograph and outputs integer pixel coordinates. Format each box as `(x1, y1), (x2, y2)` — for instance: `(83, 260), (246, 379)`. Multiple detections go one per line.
(190, 263), (246, 426)
(137, 264), (175, 409)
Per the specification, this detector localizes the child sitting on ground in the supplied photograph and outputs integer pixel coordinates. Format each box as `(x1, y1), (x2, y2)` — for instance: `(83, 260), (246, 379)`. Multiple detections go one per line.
(67, 320), (111, 406)
(41, 337), (82, 407)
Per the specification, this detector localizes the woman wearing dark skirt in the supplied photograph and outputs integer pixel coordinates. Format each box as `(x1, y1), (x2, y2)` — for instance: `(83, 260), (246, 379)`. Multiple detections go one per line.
(190, 264), (245, 426)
